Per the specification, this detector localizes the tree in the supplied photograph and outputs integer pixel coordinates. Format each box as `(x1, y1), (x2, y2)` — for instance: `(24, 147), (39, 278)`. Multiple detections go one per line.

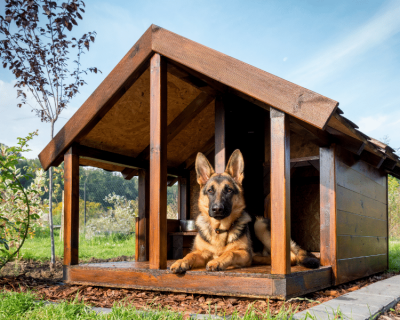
(0, 0), (100, 268)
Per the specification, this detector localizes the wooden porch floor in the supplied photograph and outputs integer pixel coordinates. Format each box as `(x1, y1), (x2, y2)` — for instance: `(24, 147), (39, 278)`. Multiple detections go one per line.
(64, 260), (333, 299)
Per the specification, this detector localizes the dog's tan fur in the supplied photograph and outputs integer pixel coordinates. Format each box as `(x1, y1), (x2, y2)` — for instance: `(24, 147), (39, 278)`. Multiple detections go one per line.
(170, 150), (252, 273)
(170, 150), (319, 274)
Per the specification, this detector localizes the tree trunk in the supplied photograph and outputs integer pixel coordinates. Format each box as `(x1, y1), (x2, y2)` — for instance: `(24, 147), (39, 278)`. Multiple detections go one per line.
(49, 121), (56, 269)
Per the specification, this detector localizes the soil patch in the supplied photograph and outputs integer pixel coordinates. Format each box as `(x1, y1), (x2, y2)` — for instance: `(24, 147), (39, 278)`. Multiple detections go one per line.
(0, 258), (398, 316)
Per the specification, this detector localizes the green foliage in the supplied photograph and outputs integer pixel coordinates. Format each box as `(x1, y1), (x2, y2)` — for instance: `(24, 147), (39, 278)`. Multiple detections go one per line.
(389, 240), (400, 272)
(0, 132), (47, 269)
(389, 175), (400, 239)
(85, 193), (138, 240)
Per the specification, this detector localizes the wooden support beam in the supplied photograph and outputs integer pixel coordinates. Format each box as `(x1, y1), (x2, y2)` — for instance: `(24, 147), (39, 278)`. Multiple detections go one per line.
(215, 95), (226, 173)
(74, 145), (185, 178)
(290, 118), (331, 147)
(270, 108), (291, 275)
(178, 176), (190, 220)
(326, 126), (365, 155)
(359, 150), (386, 169)
(136, 169), (149, 262)
(167, 176), (179, 187)
(77, 145), (148, 170)
(382, 158), (397, 171)
(136, 92), (215, 161)
(149, 53), (168, 270)
(320, 145), (337, 278)
(120, 91), (216, 178)
(64, 146), (80, 270)
(122, 167), (139, 180)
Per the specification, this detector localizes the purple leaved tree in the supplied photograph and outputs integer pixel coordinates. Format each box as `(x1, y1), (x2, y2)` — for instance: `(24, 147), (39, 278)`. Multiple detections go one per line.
(0, 0), (101, 268)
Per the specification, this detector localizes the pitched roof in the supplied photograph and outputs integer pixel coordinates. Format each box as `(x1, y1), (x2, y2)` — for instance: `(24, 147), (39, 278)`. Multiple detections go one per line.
(38, 25), (400, 178)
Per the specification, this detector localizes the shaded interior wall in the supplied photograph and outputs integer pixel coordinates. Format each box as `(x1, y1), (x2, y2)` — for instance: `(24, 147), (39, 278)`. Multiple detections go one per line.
(290, 166), (320, 252)
(334, 146), (388, 284)
(189, 94), (266, 219)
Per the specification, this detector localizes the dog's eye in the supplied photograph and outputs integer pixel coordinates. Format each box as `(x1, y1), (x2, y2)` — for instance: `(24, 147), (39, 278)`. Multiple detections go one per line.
(226, 188), (233, 193)
(207, 188), (214, 194)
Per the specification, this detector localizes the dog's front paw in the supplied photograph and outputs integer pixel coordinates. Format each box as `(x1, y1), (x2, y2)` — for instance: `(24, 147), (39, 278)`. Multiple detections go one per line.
(170, 259), (191, 274)
(206, 260), (225, 271)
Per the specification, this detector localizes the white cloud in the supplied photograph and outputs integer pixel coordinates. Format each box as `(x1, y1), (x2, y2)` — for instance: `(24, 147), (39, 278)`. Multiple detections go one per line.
(357, 110), (400, 150)
(358, 115), (389, 134)
(289, 0), (400, 87)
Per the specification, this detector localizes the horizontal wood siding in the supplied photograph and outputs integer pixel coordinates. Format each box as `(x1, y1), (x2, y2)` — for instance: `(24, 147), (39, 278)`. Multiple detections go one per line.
(335, 147), (388, 285)
(337, 211), (387, 237)
(337, 235), (387, 259)
(336, 254), (387, 284)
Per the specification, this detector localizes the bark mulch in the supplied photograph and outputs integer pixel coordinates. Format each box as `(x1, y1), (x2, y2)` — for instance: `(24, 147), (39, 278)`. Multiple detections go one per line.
(0, 258), (398, 317)
(378, 301), (400, 320)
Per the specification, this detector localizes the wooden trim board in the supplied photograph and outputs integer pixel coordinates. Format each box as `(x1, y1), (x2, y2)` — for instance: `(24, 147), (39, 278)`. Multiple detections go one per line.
(64, 262), (332, 299)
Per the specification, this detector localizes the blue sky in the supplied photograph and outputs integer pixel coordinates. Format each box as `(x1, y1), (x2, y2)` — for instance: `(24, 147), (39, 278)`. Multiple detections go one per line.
(1, 0), (400, 158)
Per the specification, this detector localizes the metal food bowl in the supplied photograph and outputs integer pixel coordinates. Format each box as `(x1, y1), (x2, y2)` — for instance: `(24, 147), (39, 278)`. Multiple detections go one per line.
(180, 220), (196, 232)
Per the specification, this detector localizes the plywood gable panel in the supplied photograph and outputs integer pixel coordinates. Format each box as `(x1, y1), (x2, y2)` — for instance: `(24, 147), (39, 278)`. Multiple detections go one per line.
(80, 69), (201, 161)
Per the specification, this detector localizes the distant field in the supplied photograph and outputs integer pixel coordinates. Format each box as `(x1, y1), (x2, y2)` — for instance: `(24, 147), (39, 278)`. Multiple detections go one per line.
(19, 227), (135, 261)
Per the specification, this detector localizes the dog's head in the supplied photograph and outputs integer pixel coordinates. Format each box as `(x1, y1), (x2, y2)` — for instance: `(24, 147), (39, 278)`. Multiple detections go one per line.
(196, 149), (246, 220)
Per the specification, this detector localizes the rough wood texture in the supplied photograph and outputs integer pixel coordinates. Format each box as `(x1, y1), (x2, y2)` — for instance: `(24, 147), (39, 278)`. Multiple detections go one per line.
(149, 54), (168, 269)
(291, 166), (320, 252)
(215, 95), (226, 173)
(334, 146), (388, 285)
(79, 158), (126, 172)
(336, 254), (387, 284)
(151, 26), (338, 129)
(136, 170), (149, 262)
(337, 235), (387, 259)
(178, 176), (189, 220)
(270, 108), (291, 275)
(320, 145), (337, 273)
(337, 211), (387, 237)
(65, 261), (332, 299)
(64, 147), (80, 267)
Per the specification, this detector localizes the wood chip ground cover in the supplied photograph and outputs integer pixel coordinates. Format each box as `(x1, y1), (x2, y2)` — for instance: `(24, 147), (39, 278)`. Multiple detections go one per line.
(0, 258), (398, 317)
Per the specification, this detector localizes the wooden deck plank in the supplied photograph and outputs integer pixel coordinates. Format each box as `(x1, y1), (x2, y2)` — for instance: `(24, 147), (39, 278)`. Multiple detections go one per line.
(65, 261), (332, 299)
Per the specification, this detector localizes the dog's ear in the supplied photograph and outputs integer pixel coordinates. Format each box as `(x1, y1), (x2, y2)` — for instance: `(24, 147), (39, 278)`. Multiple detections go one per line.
(195, 152), (215, 186)
(225, 149), (244, 184)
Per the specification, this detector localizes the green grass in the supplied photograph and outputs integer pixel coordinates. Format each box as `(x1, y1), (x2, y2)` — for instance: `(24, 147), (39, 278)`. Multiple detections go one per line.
(389, 239), (400, 272)
(18, 228), (135, 261)
(0, 290), (297, 320)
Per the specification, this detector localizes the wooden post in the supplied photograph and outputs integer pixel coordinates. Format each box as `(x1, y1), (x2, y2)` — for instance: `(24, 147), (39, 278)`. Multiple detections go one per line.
(136, 169), (149, 261)
(320, 145), (337, 275)
(149, 53), (168, 269)
(178, 176), (189, 220)
(64, 146), (79, 270)
(60, 191), (64, 241)
(215, 95), (226, 173)
(270, 108), (291, 275)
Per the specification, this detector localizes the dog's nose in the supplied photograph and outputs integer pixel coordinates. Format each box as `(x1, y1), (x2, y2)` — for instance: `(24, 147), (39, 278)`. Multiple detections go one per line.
(212, 204), (224, 214)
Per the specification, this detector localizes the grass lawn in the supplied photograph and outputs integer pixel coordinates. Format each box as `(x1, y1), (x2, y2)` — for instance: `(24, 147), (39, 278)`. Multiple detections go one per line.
(389, 240), (400, 272)
(19, 228), (135, 261)
(0, 290), (298, 320)
(0, 290), (184, 320)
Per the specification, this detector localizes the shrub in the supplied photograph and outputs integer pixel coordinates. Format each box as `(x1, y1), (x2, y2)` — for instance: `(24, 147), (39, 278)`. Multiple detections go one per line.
(0, 132), (47, 268)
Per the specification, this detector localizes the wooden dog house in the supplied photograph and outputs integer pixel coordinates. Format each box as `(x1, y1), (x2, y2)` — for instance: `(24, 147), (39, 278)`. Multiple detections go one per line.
(39, 25), (400, 299)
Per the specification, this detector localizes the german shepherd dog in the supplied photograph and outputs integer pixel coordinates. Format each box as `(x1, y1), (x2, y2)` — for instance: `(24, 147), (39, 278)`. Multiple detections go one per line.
(170, 150), (319, 274)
